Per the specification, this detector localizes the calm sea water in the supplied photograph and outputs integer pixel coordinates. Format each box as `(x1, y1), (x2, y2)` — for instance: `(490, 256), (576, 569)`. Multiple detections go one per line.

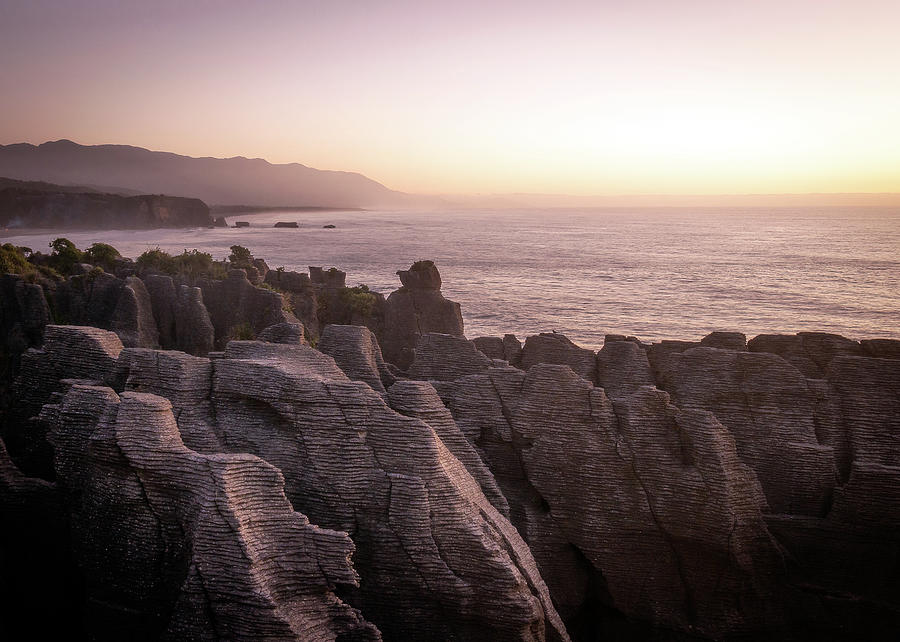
(5, 207), (899, 349)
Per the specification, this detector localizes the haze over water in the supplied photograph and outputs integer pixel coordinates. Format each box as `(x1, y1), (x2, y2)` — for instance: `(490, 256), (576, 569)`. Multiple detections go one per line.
(6, 207), (898, 349)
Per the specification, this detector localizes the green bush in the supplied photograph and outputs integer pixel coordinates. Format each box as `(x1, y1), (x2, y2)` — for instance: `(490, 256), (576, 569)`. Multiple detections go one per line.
(83, 242), (121, 270)
(136, 247), (176, 274)
(0, 243), (31, 275)
(48, 238), (84, 274)
(338, 285), (377, 317)
(228, 245), (253, 267)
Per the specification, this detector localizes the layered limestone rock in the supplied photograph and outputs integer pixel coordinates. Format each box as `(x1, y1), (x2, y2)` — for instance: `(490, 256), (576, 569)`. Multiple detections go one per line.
(654, 346), (836, 516)
(386, 379), (510, 516)
(441, 363), (791, 639)
(209, 341), (568, 641)
(199, 269), (298, 349)
(174, 284), (215, 356)
(317, 324), (396, 394)
(519, 333), (596, 381)
(380, 262), (464, 369)
(700, 331), (747, 351)
(747, 332), (863, 378)
(258, 321), (306, 345)
(408, 332), (492, 382)
(594, 338), (655, 399)
(110, 275), (159, 348)
(473, 336), (506, 360)
(45, 385), (379, 640)
(142, 274), (177, 348)
(5, 325), (123, 477)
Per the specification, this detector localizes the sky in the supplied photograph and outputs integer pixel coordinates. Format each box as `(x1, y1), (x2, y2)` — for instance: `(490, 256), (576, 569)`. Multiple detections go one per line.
(1, 0), (899, 196)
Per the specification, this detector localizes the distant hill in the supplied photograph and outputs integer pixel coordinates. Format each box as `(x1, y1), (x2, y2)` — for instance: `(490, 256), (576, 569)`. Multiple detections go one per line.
(0, 140), (422, 209)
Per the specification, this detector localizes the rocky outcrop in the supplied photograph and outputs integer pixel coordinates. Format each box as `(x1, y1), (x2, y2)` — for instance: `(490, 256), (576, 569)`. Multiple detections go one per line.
(519, 333), (596, 381)
(0, 188), (212, 229)
(0, 274), (50, 389)
(142, 274), (177, 348)
(110, 275), (159, 348)
(4, 325), (123, 478)
(173, 285), (215, 356)
(387, 380), (510, 516)
(258, 321), (306, 345)
(380, 262), (464, 369)
(441, 364), (792, 639)
(409, 332), (492, 382)
(595, 338), (655, 399)
(748, 332), (863, 378)
(654, 346), (836, 515)
(210, 341), (568, 641)
(317, 324), (395, 394)
(45, 384), (379, 640)
(199, 269), (298, 349)
(700, 331), (747, 351)
(473, 336), (505, 360)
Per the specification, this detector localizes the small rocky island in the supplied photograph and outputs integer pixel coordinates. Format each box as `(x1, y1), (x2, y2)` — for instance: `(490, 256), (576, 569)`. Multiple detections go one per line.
(1, 241), (898, 641)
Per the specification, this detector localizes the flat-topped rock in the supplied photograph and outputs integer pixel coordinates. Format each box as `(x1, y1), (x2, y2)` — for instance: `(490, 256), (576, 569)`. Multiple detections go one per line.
(520, 333), (596, 382)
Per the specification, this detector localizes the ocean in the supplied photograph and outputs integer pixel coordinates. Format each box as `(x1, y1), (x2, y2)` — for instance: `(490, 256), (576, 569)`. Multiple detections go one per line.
(4, 207), (899, 349)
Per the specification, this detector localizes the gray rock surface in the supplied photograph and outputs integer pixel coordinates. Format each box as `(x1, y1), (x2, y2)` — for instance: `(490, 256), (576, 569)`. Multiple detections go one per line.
(173, 284), (215, 356)
(380, 262), (464, 369)
(409, 332), (492, 382)
(110, 275), (159, 348)
(520, 333), (596, 381)
(258, 321), (306, 345)
(46, 384), (379, 640)
(317, 324), (395, 394)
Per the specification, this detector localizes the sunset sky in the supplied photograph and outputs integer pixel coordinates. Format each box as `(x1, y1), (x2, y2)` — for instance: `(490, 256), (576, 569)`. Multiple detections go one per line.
(1, 0), (899, 196)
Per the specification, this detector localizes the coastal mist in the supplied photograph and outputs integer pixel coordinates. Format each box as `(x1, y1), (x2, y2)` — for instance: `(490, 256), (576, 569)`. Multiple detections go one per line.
(6, 206), (899, 346)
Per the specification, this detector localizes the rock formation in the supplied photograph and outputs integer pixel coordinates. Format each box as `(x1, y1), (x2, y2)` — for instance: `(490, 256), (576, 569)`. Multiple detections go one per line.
(380, 261), (464, 369)
(519, 333), (596, 381)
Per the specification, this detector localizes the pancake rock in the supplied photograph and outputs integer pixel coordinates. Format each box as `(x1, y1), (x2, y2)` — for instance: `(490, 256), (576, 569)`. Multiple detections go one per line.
(199, 268), (299, 349)
(747, 332), (863, 378)
(258, 321), (306, 345)
(44, 384), (378, 640)
(594, 338), (655, 400)
(654, 346), (836, 516)
(440, 363), (791, 639)
(209, 340), (568, 641)
(519, 333), (596, 382)
(173, 284), (215, 356)
(380, 261), (464, 369)
(408, 332), (492, 382)
(317, 324), (396, 394)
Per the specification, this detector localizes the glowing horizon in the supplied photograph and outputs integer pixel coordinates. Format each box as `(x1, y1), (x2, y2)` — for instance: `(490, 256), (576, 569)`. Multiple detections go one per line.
(2, 0), (899, 196)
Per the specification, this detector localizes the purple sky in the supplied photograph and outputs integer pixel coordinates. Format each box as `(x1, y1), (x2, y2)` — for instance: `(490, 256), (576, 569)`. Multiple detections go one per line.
(2, 0), (899, 194)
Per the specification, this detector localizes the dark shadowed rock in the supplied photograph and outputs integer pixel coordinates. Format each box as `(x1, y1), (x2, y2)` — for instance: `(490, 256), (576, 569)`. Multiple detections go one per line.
(380, 263), (464, 369)
(503, 333), (523, 366)
(441, 364), (792, 638)
(595, 339), (655, 399)
(520, 333), (596, 382)
(110, 275), (159, 348)
(258, 322), (306, 345)
(397, 260), (441, 290)
(309, 266), (346, 289)
(656, 346), (836, 515)
(473, 336), (505, 360)
(860, 338), (900, 360)
(199, 269), (298, 349)
(700, 331), (747, 351)
(748, 332), (863, 378)
(174, 285), (214, 356)
(142, 274), (177, 349)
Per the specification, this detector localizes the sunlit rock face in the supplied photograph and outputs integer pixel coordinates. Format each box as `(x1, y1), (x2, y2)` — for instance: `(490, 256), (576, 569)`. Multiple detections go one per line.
(9, 325), (568, 642)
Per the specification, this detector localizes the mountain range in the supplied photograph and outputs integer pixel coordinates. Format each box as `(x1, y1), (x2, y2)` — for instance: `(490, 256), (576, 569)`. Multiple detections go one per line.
(0, 140), (425, 209)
